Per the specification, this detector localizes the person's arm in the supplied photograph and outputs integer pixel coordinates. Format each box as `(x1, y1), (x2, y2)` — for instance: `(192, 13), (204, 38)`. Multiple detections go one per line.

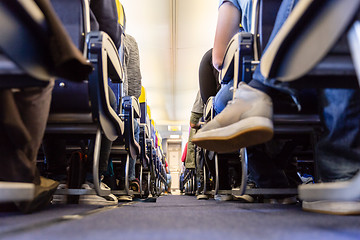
(213, 2), (241, 71)
(190, 112), (203, 129)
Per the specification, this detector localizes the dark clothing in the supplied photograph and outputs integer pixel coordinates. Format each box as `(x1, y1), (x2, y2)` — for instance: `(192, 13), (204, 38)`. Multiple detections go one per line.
(90, 0), (123, 49)
(0, 0), (91, 184)
(199, 49), (220, 103)
(0, 82), (54, 184)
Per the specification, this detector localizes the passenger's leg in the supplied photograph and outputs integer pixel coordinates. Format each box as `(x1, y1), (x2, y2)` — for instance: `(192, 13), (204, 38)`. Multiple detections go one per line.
(195, 146), (204, 194)
(0, 81), (59, 213)
(213, 79), (234, 115)
(316, 89), (360, 183)
(302, 89), (360, 214)
(192, 0), (299, 153)
(0, 82), (54, 183)
(198, 48), (220, 103)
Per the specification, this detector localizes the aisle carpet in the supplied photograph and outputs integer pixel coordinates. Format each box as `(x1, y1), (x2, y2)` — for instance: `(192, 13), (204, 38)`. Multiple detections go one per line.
(1, 195), (360, 240)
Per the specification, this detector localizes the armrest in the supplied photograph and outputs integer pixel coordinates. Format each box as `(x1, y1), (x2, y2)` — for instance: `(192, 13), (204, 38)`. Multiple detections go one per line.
(203, 97), (215, 122)
(90, 31), (124, 83)
(122, 96), (141, 160)
(220, 32), (254, 85)
(87, 31), (124, 141)
(140, 123), (150, 138)
(123, 96), (141, 118)
(139, 124), (150, 168)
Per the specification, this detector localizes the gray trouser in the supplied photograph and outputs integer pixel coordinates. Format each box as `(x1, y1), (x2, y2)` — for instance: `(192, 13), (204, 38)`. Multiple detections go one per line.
(0, 81), (54, 184)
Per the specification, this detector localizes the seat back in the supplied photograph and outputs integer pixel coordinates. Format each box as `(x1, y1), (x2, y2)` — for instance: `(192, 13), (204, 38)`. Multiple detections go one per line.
(260, 0), (360, 84)
(46, 0), (124, 142)
(50, 0), (91, 114)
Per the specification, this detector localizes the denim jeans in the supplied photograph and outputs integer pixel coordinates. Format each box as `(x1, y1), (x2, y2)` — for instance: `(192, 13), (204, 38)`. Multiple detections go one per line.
(316, 89), (360, 182)
(214, 79), (234, 114)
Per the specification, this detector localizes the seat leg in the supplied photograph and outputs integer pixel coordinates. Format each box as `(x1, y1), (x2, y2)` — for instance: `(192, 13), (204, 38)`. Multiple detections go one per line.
(139, 164), (143, 197)
(203, 165), (207, 193)
(215, 153), (219, 196)
(124, 153), (130, 195)
(238, 148), (248, 196)
(92, 128), (111, 197)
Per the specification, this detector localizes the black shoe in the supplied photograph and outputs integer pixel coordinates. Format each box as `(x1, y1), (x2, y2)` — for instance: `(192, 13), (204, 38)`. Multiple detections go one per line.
(16, 177), (59, 214)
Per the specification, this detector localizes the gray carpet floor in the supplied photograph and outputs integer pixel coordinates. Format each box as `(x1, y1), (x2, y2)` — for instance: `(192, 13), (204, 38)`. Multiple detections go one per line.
(1, 195), (360, 240)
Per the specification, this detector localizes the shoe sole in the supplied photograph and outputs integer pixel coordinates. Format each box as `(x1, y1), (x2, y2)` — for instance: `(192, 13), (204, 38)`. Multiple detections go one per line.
(196, 194), (209, 200)
(302, 200), (360, 215)
(118, 195), (133, 202)
(233, 194), (254, 203)
(192, 117), (273, 153)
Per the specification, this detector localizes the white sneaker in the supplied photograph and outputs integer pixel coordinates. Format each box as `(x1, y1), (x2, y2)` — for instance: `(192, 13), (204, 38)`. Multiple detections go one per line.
(196, 194), (209, 200)
(302, 200), (360, 215)
(52, 182), (118, 206)
(232, 194), (254, 203)
(79, 182), (118, 206)
(192, 83), (273, 153)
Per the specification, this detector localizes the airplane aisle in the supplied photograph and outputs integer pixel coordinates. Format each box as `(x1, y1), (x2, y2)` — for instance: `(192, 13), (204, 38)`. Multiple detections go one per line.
(1, 195), (360, 240)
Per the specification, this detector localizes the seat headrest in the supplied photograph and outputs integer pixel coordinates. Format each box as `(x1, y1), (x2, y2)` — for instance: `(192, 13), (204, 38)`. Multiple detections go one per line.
(116, 0), (126, 31)
(147, 105), (152, 119)
(139, 86), (146, 103)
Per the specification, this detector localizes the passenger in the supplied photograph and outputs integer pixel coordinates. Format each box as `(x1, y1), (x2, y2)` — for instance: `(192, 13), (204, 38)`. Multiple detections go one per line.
(193, 0), (360, 213)
(165, 160), (172, 194)
(179, 142), (188, 193)
(186, 91), (207, 196)
(123, 33), (142, 193)
(193, 0), (273, 148)
(0, 0), (97, 213)
(193, 49), (220, 199)
(185, 91), (203, 170)
(192, 0), (299, 202)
